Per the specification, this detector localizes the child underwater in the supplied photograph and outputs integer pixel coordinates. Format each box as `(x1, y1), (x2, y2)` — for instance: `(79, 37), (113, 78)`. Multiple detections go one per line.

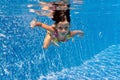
(30, 1), (84, 49)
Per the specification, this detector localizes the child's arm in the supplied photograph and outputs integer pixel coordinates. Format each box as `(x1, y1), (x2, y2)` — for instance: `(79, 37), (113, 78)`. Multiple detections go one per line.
(70, 30), (84, 37)
(36, 22), (54, 31)
(30, 20), (54, 32)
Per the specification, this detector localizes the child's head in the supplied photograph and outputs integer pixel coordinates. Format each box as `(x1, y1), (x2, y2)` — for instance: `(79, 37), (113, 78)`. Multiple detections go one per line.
(56, 21), (70, 36)
(52, 3), (70, 23)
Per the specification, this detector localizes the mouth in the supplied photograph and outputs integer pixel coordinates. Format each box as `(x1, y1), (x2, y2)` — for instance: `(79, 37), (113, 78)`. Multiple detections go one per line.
(61, 32), (66, 35)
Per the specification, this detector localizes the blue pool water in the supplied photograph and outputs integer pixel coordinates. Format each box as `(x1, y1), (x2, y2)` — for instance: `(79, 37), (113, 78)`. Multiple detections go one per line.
(0, 0), (120, 80)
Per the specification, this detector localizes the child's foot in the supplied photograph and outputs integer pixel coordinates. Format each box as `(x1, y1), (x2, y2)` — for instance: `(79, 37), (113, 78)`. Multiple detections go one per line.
(30, 19), (36, 28)
(39, 1), (47, 5)
(27, 4), (33, 8)
(29, 9), (36, 13)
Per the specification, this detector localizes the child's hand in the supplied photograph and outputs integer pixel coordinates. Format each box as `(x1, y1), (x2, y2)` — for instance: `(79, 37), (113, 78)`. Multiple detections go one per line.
(30, 19), (36, 28)
(78, 30), (84, 37)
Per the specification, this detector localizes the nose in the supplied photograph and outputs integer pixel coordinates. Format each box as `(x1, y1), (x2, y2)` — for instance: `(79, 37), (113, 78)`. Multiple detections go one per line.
(61, 28), (66, 32)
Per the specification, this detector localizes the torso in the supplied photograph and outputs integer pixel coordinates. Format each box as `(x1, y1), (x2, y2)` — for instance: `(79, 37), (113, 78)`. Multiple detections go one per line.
(51, 27), (71, 42)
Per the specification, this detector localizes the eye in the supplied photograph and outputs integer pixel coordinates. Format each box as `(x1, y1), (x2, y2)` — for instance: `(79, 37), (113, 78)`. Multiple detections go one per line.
(58, 27), (63, 30)
(65, 27), (68, 30)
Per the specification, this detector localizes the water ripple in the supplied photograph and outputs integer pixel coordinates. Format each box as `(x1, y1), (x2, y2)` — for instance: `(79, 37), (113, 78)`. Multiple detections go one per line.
(38, 45), (120, 80)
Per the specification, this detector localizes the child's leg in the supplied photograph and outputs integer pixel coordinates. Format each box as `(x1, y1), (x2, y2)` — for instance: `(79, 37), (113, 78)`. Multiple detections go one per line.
(29, 9), (53, 18)
(42, 6), (50, 10)
(43, 32), (52, 49)
(40, 2), (53, 10)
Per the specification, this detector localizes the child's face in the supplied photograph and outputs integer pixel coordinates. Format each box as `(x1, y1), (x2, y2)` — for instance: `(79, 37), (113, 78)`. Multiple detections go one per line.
(57, 22), (69, 36)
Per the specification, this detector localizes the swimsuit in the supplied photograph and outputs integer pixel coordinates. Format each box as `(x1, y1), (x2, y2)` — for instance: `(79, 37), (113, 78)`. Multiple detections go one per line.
(47, 27), (71, 43)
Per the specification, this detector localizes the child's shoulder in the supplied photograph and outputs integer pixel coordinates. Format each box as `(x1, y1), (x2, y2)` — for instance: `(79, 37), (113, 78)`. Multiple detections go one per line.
(51, 24), (56, 27)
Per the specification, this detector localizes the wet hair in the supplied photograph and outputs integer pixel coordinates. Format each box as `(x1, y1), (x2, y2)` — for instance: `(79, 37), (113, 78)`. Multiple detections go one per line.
(52, 4), (70, 25)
